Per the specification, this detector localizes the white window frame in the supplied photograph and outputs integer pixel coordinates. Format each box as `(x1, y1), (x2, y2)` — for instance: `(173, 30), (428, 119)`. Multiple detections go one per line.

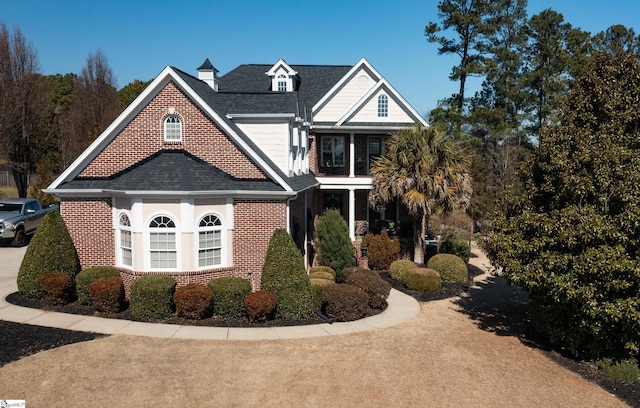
(147, 214), (179, 270)
(117, 213), (133, 268)
(197, 213), (224, 269)
(164, 115), (182, 141)
(277, 74), (287, 92)
(377, 94), (389, 117)
(321, 136), (345, 167)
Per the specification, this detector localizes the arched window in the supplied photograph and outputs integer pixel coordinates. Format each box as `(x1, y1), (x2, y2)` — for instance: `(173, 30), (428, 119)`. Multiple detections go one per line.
(119, 213), (132, 267)
(277, 74), (287, 92)
(377, 94), (388, 117)
(164, 115), (182, 141)
(149, 215), (177, 269)
(198, 214), (223, 267)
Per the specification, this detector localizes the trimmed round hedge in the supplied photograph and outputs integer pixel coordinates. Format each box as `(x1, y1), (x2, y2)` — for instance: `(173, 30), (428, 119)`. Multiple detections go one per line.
(36, 272), (73, 305)
(244, 290), (278, 323)
(208, 277), (251, 318)
(344, 270), (390, 310)
(308, 271), (336, 282)
(174, 284), (214, 320)
(427, 253), (468, 284)
(89, 276), (125, 313)
(405, 268), (442, 292)
(308, 266), (337, 280)
(321, 284), (369, 322)
(389, 259), (417, 282)
(130, 275), (176, 321)
(75, 266), (121, 305)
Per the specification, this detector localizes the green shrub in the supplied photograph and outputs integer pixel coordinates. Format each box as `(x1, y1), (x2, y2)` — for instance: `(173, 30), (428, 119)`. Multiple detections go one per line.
(244, 290), (278, 323)
(596, 358), (640, 382)
(261, 228), (314, 319)
(366, 229), (400, 270)
(389, 259), (417, 282)
(344, 270), (391, 310)
(208, 277), (251, 318)
(89, 276), (124, 313)
(427, 253), (468, 284)
(310, 278), (334, 287)
(173, 284), (213, 320)
(406, 268), (442, 292)
(308, 266), (336, 280)
(321, 284), (369, 322)
(439, 239), (471, 263)
(36, 272), (73, 305)
(130, 275), (176, 321)
(17, 210), (80, 299)
(308, 271), (336, 282)
(75, 266), (121, 305)
(313, 209), (356, 282)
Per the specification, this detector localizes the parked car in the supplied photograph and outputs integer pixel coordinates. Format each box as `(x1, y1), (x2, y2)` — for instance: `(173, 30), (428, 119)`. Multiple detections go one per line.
(0, 198), (59, 247)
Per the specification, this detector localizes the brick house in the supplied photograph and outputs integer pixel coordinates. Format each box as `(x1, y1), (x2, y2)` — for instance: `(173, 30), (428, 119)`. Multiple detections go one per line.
(45, 57), (427, 291)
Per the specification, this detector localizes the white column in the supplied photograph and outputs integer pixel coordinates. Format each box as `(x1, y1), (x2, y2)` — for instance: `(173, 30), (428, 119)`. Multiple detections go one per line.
(349, 132), (355, 177)
(349, 188), (356, 241)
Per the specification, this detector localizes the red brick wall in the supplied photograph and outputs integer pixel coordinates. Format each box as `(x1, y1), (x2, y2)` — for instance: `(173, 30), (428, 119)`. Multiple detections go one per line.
(61, 198), (114, 269)
(80, 82), (266, 180)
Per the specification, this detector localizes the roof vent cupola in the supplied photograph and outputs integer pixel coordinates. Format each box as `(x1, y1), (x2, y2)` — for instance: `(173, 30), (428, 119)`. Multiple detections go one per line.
(197, 58), (219, 91)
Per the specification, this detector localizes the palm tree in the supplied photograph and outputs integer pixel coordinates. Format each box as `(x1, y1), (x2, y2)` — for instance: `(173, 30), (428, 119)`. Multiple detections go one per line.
(369, 124), (472, 264)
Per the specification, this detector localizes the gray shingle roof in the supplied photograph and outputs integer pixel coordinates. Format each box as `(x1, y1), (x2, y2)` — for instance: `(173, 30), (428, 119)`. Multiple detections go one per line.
(60, 150), (284, 192)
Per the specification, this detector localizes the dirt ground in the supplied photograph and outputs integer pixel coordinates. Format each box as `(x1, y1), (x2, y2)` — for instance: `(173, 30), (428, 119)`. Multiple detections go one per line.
(0, 245), (631, 407)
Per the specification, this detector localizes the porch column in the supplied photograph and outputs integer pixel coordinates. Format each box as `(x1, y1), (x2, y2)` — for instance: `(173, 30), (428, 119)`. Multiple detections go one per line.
(348, 188), (355, 240)
(349, 132), (355, 177)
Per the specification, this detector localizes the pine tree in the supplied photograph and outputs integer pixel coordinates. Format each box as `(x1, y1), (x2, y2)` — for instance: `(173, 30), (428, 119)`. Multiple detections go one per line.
(313, 209), (356, 282)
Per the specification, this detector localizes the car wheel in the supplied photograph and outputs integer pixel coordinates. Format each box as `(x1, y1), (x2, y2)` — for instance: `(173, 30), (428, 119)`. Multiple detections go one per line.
(11, 229), (25, 247)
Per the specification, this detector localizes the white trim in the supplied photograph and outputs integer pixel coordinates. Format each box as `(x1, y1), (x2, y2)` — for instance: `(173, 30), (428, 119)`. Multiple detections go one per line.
(45, 189), (299, 199)
(116, 211), (133, 268)
(226, 113), (295, 119)
(348, 188), (356, 241)
(195, 211), (228, 270)
(317, 177), (373, 189)
(145, 212), (181, 272)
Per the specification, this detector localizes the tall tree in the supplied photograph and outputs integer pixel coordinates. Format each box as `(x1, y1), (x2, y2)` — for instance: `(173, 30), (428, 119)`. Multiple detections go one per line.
(369, 125), (472, 264)
(425, 0), (494, 136)
(0, 23), (44, 197)
(592, 24), (640, 57)
(119, 78), (152, 110)
(483, 52), (640, 360)
(63, 49), (119, 166)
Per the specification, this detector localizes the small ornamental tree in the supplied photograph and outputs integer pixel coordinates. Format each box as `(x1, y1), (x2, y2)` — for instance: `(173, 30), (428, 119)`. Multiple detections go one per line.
(483, 52), (640, 360)
(261, 228), (314, 319)
(314, 209), (356, 282)
(17, 210), (80, 299)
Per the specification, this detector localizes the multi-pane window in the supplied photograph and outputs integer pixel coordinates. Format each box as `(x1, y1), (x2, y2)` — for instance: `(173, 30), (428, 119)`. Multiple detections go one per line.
(149, 215), (177, 268)
(198, 214), (223, 267)
(321, 137), (345, 167)
(277, 74), (287, 92)
(377, 94), (388, 117)
(164, 115), (182, 141)
(368, 136), (383, 174)
(119, 213), (132, 267)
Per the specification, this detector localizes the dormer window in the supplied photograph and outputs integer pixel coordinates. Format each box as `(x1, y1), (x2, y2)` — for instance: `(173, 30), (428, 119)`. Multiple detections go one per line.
(377, 94), (388, 117)
(277, 74), (287, 92)
(164, 115), (182, 141)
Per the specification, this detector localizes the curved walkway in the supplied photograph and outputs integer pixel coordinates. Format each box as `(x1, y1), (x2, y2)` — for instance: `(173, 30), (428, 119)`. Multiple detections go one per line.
(0, 246), (420, 340)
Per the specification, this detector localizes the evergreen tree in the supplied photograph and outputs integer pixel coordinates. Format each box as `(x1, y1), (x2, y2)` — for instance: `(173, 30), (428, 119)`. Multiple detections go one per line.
(261, 228), (314, 319)
(314, 209), (356, 282)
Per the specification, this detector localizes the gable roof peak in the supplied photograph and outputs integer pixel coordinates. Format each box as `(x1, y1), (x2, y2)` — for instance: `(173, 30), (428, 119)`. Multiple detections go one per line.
(265, 58), (298, 77)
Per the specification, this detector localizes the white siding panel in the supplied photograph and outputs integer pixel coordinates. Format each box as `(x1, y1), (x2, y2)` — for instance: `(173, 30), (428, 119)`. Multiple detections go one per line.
(235, 121), (289, 173)
(314, 67), (376, 123)
(347, 91), (414, 124)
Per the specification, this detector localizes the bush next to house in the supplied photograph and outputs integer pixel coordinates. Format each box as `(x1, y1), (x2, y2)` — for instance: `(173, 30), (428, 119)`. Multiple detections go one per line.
(344, 270), (391, 310)
(313, 209), (356, 282)
(261, 228), (314, 319)
(405, 268), (441, 292)
(17, 210), (80, 299)
(389, 259), (417, 282)
(308, 271), (336, 282)
(244, 290), (278, 323)
(308, 265), (337, 281)
(427, 254), (468, 284)
(438, 238), (471, 263)
(75, 266), (121, 305)
(89, 276), (125, 313)
(321, 284), (369, 322)
(130, 275), (176, 321)
(36, 272), (73, 305)
(173, 284), (214, 320)
(208, 277), (251, 318)
(366, 229), (400, 270)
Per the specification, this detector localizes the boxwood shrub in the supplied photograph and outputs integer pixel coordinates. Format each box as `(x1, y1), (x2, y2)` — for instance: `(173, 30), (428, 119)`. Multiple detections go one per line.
(389, 259), (417, 283)
(308, 266), (336, 280)
(36, 272), (73, 305)
(208, 277), (251, 318)
(308, 271), (336, 282)
(344, 270), (391, 310)
(439, 238), (471, 263)
(75, 266), (121, 305)
(89, 276), (124, 313)
(244, 290), (278, 323)
(427, 253), (468, 284)
(130, 275), (176, 321)
(321, 284), (369, 322)
(173, 284), (214, 320)
(406, 268), (442, 292)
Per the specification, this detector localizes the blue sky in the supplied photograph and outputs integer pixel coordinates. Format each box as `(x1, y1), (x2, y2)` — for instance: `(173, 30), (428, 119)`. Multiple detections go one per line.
(3, 0), (640, 116)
